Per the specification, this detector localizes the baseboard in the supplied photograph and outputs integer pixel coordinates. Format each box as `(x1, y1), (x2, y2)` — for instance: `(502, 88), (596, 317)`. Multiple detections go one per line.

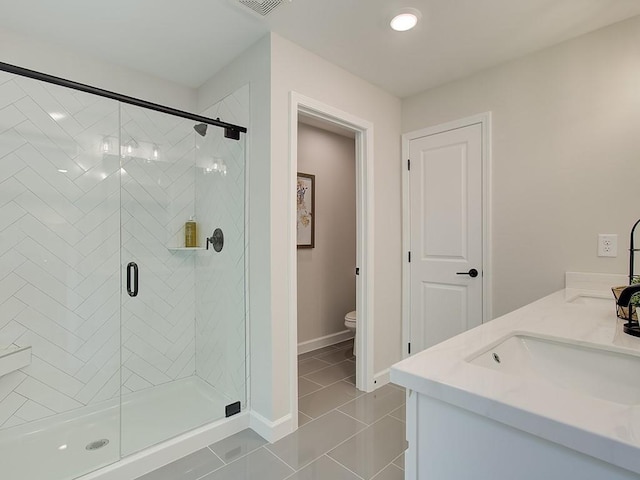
(249, 410), (293, 443)
(373, 368), (390, 388)
(298, 330), (354, 355)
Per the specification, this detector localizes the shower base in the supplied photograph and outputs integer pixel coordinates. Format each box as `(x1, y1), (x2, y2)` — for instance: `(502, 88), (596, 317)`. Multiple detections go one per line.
(0, 376), (232, 480)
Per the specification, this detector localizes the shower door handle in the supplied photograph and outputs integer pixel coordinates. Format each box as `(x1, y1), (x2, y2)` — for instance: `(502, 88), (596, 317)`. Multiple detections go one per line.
(127, 262), (139, 297)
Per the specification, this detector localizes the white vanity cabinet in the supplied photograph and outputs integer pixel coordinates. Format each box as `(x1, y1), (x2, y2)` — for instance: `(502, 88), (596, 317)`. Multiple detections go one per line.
(401, 389), (638, 480)
(392, 275), (640, 480)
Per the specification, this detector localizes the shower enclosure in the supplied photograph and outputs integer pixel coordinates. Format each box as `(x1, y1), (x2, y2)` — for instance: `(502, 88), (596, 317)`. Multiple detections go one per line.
(0, 64), (247, 480)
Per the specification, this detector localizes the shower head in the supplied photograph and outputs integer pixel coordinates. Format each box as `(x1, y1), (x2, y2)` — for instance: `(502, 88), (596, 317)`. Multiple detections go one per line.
(194, 123), (208, 137)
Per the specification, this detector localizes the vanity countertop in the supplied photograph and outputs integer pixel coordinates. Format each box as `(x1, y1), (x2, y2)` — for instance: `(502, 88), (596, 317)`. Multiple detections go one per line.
(390, 284), (640, 475)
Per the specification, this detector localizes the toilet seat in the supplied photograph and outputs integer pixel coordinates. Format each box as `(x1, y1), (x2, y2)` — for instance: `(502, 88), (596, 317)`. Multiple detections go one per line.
(344, 310), (357, 327)
(344, 311), (357, 357)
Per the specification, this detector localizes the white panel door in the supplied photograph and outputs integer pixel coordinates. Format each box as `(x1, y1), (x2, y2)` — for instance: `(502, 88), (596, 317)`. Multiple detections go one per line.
(409, 123), (483, 354)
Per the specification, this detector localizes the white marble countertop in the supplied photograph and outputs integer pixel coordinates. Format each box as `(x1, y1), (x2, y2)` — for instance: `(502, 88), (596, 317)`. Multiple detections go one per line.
(390, 273), (640, 475)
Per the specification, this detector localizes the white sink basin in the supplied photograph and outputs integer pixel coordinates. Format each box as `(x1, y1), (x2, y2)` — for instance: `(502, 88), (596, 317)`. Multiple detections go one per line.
(468, 334), (640, 405)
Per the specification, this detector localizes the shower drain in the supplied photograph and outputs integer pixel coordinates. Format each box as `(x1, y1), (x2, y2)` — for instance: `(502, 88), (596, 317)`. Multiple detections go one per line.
(86, 439), (109, 451)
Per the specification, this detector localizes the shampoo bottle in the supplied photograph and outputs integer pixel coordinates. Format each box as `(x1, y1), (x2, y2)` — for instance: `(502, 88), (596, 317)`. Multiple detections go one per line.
(185, 216), (197, 247)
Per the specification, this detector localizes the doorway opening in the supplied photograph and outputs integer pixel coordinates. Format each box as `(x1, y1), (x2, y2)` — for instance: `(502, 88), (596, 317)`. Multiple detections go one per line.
(289, 93), (375, 430)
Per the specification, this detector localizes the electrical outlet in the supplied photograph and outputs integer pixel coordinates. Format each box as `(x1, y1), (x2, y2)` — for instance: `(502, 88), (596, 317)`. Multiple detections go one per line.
(598, 234), (618, 257)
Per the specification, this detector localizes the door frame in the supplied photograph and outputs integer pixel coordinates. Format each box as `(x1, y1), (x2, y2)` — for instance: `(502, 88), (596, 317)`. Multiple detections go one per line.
(289, 92), (376, 428)
(401, 112), (493, 358)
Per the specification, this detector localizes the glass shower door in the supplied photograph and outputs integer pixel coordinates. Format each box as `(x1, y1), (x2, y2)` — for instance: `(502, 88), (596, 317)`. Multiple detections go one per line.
(0, 71), (122, 480)
(119, 104), (246, 456)
(119, 103), (200, 455)
(0, 65), (247, 478)
(194, 120), (247, 413)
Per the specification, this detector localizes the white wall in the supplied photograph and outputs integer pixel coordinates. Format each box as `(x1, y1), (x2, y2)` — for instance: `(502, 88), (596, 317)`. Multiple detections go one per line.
(297, 123), (356, 345)
(271, 33), (402, 418)
(0, 28), (196, 111)
(199, 33), (403, 427)
(402, 16), (640, 317)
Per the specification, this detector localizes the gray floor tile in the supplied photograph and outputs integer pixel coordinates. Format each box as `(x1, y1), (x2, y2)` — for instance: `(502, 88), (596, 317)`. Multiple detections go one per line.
(136, 366), (411, 480)
(338, 385), (405, 425)
(372, 464), (404, 480)
(298, 377), (323, 397)
(266, 410), (366, 470)
(327, 416), (407, 480)
(200, 448), (293, 480)
(298, 411), (313, 427)
(284, 455), (361, 480)
(209, 428), (267, 464)
(298, 357), (332, 376)
(315, 346), (354, 364)
(298, 345), (338, 361)
(389, 383), (405, 393)
(393, 453), (404, 470)
(389, 404), (405, 423)
(298, 380), (362, 419)
(135, 447), (224, 480)
(303, 360), (356, 386)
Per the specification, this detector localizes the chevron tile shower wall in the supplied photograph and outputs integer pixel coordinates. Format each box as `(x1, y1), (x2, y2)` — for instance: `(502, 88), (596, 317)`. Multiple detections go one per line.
(120, 104), (199, 395)
(0, 72), (122, 428)
(0, 69), (247, 480)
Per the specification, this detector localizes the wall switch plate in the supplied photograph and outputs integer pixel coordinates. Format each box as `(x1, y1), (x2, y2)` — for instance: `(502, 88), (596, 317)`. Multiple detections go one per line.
(598, 234), (618, 257)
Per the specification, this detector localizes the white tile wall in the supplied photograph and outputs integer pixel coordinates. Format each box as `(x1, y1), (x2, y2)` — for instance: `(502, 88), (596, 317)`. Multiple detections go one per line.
(0, 74), (200, 429)
(0, 73), (122, 429)
(118, 104), (198, 396)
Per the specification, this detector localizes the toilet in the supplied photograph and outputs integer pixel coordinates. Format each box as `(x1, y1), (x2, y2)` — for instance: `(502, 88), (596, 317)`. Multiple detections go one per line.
(344, 310), (357, 356)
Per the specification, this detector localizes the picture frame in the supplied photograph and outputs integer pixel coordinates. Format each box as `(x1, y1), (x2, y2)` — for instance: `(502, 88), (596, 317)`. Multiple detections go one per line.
(296, 172), (315, 248)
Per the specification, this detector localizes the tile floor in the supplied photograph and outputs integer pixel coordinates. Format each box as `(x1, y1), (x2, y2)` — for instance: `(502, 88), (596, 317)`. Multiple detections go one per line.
(136, 340), (407, 480)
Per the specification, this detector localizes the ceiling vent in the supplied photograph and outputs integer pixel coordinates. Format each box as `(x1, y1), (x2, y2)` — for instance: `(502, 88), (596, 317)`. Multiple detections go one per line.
(238, 0), (287, 16)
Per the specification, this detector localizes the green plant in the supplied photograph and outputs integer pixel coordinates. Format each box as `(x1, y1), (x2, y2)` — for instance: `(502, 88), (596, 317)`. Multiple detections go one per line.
(632, 275), (640, 307)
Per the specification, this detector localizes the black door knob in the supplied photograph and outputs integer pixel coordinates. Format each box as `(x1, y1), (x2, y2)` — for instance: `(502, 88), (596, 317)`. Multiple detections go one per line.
(456, 268), (479, 278)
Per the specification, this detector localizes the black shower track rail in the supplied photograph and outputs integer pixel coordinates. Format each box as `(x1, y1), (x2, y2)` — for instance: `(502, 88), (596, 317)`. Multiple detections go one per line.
(0, 61), (247, 139)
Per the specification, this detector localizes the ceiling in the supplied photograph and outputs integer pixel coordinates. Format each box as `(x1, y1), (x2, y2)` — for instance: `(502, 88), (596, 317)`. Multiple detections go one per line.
(1, 0), (639, 98)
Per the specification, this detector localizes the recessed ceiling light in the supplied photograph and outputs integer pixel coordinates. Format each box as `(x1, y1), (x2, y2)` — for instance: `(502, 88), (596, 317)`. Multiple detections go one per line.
(390, 9), (421, 32)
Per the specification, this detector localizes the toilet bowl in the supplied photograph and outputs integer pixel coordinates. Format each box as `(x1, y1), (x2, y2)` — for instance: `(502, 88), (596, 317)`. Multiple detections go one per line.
(344, 310), (357, 356)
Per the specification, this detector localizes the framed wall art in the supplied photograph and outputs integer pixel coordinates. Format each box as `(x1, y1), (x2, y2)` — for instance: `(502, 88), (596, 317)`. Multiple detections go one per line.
(296, 172), (315, 248)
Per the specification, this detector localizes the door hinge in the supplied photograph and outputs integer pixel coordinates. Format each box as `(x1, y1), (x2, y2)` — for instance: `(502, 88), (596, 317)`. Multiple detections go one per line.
(408, 251), (411, 262)
(355, 267), (360, 276)
(408, 342), (411, 354)
(407, 159), (411, 170)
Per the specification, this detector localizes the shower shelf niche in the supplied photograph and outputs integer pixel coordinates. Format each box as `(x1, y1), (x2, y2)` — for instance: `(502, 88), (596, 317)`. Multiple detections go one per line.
(0, 346), (31, 378)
